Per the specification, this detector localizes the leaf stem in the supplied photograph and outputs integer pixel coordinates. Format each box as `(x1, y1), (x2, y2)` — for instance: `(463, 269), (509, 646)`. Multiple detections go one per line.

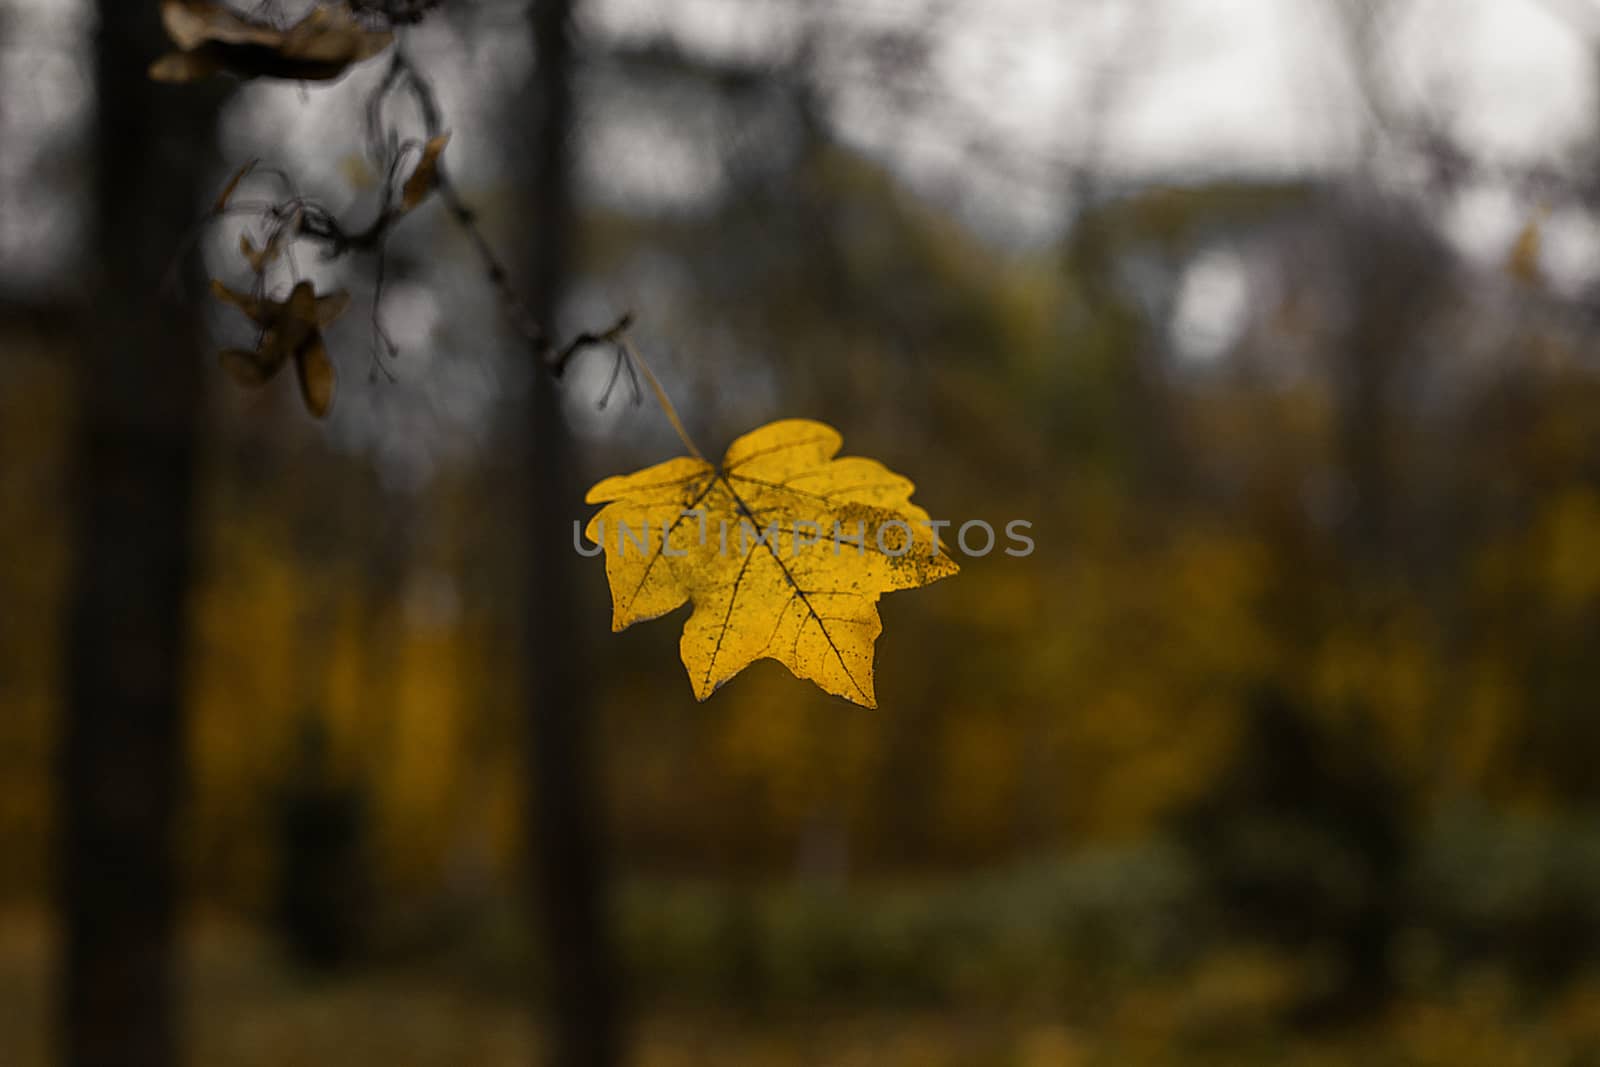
(618, 337), (705, 462)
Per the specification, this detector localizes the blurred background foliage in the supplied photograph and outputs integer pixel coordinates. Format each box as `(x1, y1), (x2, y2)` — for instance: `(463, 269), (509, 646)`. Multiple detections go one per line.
(7, 0), (1600, 1063)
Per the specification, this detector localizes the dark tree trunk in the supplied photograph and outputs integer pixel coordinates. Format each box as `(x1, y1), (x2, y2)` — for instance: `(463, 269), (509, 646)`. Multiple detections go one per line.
(523, 1), (622, 1064)
(57, 5), (217, 1066)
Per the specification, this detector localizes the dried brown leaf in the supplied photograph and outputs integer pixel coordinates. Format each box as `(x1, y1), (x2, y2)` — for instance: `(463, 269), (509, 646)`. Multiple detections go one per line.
(150, 0), (394, 83)
(213, 159), (257, 214)
(210, 278), (348, 417)
(399, 132), (451, 213)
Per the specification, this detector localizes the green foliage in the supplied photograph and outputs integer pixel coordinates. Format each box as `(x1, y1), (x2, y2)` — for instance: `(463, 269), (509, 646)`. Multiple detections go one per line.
(617, 844), (1200, 1009)
(1413, 806), (1600, 990)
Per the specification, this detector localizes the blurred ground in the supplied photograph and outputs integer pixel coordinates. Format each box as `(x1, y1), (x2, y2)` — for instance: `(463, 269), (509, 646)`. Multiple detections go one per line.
(6, 895), (1600, 1067)
(3, 844), (1600, 1067)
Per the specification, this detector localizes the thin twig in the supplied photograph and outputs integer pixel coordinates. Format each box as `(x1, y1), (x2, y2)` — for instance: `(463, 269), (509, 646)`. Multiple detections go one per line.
(180, 25), (678, 422)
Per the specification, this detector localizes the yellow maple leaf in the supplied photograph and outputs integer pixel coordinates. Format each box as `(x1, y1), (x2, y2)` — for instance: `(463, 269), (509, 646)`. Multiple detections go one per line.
(584, 418), (959, 707)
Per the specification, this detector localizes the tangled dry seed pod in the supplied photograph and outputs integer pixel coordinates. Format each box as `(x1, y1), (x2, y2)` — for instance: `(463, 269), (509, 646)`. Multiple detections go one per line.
(238, 207), (301, 274)
(150, 0), (395, 84)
